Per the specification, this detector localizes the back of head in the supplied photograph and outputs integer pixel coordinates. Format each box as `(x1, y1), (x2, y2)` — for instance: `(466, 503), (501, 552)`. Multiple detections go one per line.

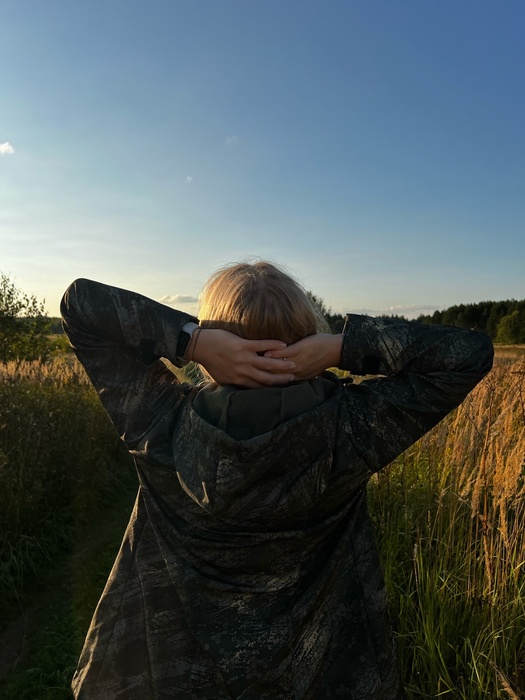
(199, 261), (328, 344)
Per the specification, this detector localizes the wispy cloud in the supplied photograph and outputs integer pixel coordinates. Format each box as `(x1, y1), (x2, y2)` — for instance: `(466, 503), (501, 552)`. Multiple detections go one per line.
(158, 294), (199, 306)
(0, 142), (15, 155)
(347, 304), (440, 319)
(185, 175), (193, 183)
(225, 136), (238, 145)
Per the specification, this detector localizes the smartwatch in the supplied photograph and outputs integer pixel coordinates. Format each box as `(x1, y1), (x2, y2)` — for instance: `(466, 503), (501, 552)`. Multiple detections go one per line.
(176, 321), (200, 359)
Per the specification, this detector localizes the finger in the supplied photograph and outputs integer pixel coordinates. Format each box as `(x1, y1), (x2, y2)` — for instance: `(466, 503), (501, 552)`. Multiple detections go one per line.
(263, 348), (298, 360)
(246, 339), (288, 353)
(253, 356), (296, 372)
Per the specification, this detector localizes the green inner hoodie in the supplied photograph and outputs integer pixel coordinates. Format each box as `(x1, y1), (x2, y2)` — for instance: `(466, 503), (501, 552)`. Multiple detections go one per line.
(192, 375), (338, 441)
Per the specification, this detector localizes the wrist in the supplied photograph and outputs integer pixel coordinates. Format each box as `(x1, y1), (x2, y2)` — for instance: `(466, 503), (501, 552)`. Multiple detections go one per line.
(187, 327), (208, 364)
(181, 323), (201, 361)
(330, 334), (343, 368)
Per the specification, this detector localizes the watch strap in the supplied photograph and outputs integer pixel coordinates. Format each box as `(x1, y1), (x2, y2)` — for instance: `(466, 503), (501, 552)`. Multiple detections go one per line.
(177, 321), (200, 358)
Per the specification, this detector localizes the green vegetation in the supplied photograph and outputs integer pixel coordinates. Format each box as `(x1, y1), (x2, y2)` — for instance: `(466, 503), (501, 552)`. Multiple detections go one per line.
(0, 458), (135, 700)
(0, 352), (523, 698)
(2, 278), (522, 697)
(418, 299), (525, 344)
(370, 357), (525, 697)
(0, 358), (134, 625)
(0, 273), (51, 362)
(48, 318), (65, 335)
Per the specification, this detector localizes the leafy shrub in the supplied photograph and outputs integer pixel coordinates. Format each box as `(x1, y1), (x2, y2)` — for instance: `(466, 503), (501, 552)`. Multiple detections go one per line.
(0, 358), (133, 622)
(0, 273), (51, 362)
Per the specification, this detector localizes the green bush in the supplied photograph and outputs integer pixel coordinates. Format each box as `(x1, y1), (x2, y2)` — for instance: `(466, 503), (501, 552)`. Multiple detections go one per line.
(0, 358), (133, 623)
(0, 273), (51, 362)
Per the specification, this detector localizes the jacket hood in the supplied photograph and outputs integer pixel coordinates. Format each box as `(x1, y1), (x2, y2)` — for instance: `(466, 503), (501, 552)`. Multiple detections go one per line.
(172, 375), (341, 527)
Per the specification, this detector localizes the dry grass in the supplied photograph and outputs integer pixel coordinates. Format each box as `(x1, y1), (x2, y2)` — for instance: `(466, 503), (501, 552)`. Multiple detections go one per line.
(1, 353), (524, 697)
(370, 358), (525, 698)
(494, 344), (525, 363)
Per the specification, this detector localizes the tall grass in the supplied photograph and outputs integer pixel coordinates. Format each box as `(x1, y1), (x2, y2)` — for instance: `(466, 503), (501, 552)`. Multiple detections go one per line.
(0, 358), (132, 624)
(370, 357), (525, 698)
(1, 353), (524, 697)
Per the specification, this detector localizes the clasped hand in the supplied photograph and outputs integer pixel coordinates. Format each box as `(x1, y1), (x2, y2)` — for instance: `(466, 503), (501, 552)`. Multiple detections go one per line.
(190, 329), (342, 388)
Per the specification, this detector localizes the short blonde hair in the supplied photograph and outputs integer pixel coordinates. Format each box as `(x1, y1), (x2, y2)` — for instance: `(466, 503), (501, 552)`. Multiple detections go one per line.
(198, 261), (329, 344)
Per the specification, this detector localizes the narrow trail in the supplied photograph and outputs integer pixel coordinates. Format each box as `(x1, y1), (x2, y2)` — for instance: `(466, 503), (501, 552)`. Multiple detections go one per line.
(0, 609), (34, 681)
(0, 475), (137, 699)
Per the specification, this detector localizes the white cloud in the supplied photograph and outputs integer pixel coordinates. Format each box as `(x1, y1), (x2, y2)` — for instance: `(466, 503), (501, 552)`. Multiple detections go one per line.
(225, 136), (238, 145)
(347, 304), (440, 319)
(185, 175), (193, 183)
(158, 294), (199, 305)
(0, 142), (15, 155)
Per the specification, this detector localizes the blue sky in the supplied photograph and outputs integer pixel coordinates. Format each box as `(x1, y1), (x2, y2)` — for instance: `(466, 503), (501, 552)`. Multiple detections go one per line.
(1, 0), (524, 318)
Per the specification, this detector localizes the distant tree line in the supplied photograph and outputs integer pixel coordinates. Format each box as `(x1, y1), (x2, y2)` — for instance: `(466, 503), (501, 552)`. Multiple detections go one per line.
(48, 317), (64, 334)
(416, 300), (525, 344)
(308, 292), (525, 344)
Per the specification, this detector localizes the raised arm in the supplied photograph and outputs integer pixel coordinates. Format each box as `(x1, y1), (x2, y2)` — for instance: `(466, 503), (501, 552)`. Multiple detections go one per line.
(266, 314), (493, 472)
(340, 314), (494, 472)
(61, 278), (198, 448)
(339, 313), (493, 379)
(61, 279), (297, 446)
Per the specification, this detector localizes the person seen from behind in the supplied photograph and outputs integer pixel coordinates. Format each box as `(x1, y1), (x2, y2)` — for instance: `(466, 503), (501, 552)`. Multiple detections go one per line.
(61, 260), (494, 699)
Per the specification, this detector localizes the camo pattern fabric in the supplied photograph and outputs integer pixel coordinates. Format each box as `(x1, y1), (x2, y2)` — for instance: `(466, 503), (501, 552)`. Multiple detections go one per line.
(61, 279), (493, 700)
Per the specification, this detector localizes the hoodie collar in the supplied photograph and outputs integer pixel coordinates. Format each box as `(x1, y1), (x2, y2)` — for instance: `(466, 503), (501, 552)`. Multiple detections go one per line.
(192, 376), (338, 441)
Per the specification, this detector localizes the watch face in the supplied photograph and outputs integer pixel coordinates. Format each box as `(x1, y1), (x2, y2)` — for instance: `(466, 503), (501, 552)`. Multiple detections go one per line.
(177, 330), (191, 358)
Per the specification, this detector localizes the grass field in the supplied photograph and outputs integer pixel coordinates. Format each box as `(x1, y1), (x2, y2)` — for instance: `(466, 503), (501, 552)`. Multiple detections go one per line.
(493, 344), (525, 362)
(371, 352), (525, 697)
(0, 346), (524, 698)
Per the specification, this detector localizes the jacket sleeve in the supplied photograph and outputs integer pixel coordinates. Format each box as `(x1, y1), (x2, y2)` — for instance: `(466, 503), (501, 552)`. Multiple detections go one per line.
(61, 278), (198, 449)
(339, 314), (494, 473)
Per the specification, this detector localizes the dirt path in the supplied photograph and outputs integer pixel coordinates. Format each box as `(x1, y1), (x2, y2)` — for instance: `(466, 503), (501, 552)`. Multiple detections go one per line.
(0, 475), (137, 698)
(0, 609), (34, 680)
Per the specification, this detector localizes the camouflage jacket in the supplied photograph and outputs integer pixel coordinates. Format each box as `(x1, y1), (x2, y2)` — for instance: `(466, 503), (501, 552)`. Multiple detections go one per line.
(61, 279), (493, 700)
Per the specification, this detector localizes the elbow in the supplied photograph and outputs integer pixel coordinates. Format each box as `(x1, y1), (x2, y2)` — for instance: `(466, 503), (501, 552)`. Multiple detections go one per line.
(480, 333), (494, 374)
(60, 278), (92, 326)
(476, 331), (494, 376)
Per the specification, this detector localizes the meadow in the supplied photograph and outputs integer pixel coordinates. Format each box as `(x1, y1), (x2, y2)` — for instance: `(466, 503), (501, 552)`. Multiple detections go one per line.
(0, 348), (524, 698)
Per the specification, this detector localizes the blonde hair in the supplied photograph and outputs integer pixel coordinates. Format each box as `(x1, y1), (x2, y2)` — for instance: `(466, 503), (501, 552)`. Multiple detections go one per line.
(198, 260), (329, 344)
